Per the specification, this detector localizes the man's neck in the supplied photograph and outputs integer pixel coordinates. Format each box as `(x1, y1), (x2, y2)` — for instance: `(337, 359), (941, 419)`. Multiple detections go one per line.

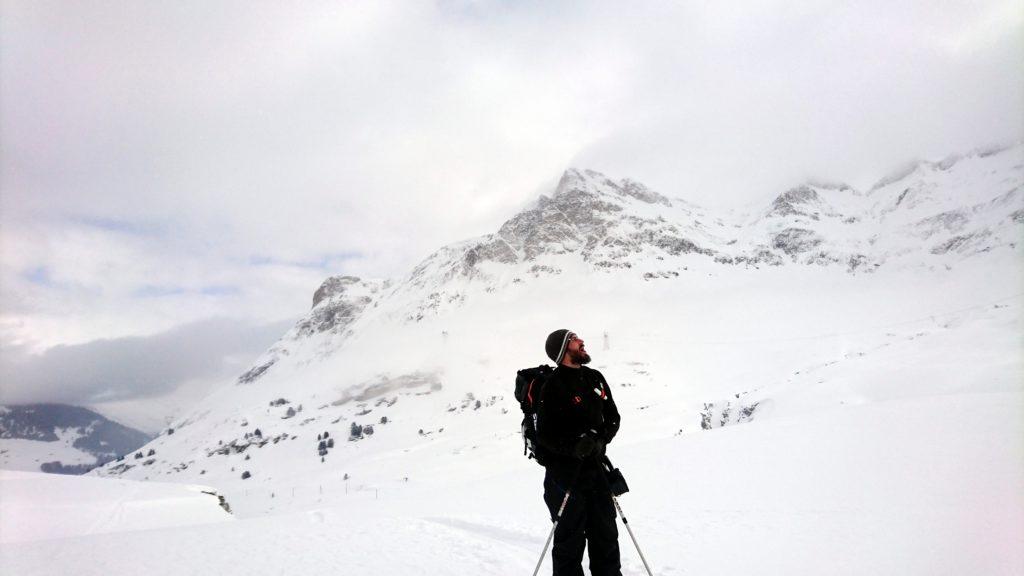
(559, 361), (581, 369)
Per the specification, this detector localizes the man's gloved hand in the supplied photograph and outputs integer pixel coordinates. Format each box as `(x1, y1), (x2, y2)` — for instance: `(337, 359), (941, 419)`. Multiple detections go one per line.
(572, 435), (597, 460)
(572, 434), (606, 460)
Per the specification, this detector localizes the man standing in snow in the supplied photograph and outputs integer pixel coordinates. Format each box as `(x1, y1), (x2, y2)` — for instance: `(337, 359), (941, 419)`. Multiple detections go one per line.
(537, 329), (622, 576)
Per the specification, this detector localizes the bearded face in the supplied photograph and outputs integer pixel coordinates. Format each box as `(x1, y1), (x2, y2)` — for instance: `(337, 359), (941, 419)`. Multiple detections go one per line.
(569, 347), (591, 365)
(565, 334), (591, 365)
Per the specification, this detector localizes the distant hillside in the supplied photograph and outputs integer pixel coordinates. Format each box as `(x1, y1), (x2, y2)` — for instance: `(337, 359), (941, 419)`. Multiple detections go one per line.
(0, 404), (152, 474)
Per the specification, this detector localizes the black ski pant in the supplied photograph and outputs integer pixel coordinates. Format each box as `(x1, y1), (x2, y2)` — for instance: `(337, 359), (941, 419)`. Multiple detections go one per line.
(543, 467), (621, 576)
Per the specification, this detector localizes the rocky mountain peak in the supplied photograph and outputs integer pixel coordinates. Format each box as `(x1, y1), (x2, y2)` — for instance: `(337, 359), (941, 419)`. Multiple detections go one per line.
(237, 276), (391, 385)
(763, 180), (862, 224)
(300, 277), (388, 337)
(768, 185), (823, 217)
(485, 168), (679, 261)
(312, 276), (363, 308)
(618, 178), (673, 206)
(555, 168), (672, 207)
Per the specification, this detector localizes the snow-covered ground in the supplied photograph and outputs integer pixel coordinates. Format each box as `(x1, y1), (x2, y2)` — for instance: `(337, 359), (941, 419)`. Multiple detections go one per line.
(0, 471), (233, 545)
(2, 386), (1020, 574)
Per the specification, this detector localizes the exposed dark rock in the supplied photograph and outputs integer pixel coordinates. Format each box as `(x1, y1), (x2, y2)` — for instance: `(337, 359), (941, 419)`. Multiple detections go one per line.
(40, 461), (94, 475)
(769, 186), (820, 217)
(296, 296), (372, 338)
(847, 254), (870, 272)
(312, 276), (361, 308)
(615, 178), (672, 206)
(464, 239), (519, 267)
(931, 234), (973, 254)
(772, 228), (823, 256)
(654, 236), (713, 256)
(207, 433), (286, 457)
(700, 398), (761, 430)
(914, 210), (968, 238)
(238, 359), (276, 384)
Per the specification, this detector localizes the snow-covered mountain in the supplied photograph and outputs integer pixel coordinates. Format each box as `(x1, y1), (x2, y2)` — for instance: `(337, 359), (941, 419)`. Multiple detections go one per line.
(234, 144), (1022, 371)
(400, 143), (1022, 296)
(0, 404), (152, 474)
(91, 142), (1021, 483)
(54, 145), (1023, 574)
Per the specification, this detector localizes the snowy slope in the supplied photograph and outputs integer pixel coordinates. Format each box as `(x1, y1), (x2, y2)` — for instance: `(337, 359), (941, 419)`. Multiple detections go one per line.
(2, 145), (1021, 575)
(0, 471), (233, 544)
(867, 146), (1024, 263)
(2, 338), (1020, 574)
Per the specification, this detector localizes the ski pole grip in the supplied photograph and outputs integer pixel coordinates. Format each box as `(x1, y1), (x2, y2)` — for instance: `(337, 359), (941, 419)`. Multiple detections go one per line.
(599, 456), (630, 496)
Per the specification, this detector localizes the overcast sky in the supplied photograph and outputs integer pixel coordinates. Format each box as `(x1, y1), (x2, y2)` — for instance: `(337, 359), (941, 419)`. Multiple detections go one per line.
(1, 1), (1021, 430)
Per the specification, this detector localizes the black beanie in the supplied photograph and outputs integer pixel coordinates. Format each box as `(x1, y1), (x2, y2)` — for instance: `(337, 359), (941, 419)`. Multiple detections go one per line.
(545, 329), (572, 364)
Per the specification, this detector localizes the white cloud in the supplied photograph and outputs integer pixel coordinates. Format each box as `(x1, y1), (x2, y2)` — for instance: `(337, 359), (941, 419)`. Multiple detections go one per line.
(0, 316), (295, 432)
(1, 0), (1020, 351)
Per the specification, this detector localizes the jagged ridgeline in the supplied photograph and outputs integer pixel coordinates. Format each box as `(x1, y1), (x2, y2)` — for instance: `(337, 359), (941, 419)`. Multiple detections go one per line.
(250, 144), (1024, 378)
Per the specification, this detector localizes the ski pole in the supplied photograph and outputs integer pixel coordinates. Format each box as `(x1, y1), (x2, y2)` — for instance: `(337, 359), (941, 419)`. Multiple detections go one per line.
(610, 493), (654, 576)
(599, 460), (654, 576)
(532, 463), (583, 576)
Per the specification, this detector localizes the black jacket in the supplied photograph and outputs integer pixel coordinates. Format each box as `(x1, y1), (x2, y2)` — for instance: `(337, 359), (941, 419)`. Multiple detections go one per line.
(536, 365), (621, 480)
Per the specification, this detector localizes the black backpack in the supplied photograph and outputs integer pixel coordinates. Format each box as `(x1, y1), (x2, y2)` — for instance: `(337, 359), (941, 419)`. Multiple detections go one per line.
(515, 364), (555, 465)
